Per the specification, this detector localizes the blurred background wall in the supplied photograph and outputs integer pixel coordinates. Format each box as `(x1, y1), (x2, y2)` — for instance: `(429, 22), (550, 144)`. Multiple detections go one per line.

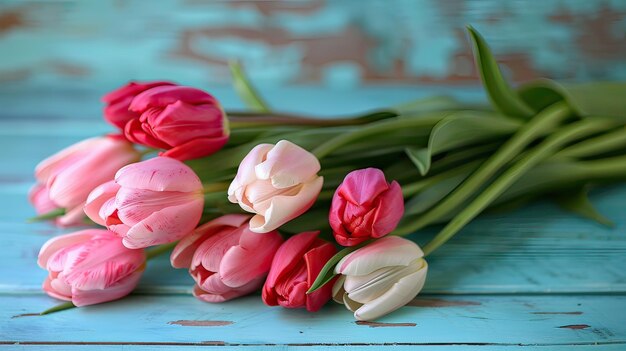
(1, 0), (626, 90)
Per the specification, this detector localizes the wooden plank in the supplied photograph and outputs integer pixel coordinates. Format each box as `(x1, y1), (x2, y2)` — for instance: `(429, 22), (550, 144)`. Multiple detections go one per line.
(2, 294), (625, 346)
(2, 184), (624, 295)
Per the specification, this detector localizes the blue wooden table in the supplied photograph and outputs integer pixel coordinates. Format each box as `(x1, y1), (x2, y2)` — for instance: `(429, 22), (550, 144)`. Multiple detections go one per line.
(1, 86), (625, 350)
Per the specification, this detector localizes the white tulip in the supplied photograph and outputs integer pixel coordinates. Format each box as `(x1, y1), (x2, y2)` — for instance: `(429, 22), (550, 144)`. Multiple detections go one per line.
(332, 236), (428, 321)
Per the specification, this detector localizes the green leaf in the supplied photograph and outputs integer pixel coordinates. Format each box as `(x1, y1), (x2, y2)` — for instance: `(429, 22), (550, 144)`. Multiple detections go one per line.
(405, 111), (521, 176)
(40, 301), (75, 315)
(405, 147), (430, 176)
(519, 79), (626, 120)
(467, 25), (535, 119)
(27, 208), (66, 222)
(555, 187), (614, 227)
(404, 170), (471, 216)
(307, 242), (368, 294)
(229, 61), (271, 113)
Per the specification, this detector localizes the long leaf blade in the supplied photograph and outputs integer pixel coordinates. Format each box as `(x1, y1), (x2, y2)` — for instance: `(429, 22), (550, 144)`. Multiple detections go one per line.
(229, 61), (271, 113)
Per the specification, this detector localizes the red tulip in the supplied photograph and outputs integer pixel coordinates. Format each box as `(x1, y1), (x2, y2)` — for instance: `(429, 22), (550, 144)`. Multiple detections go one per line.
(102, 81), (175, 129)
(171, 215), (283, 303)
(262, 231), (337, 312)
(329, 168), (404, 246)
(125, 86), (229, 161)
(38, 229), (145, 307)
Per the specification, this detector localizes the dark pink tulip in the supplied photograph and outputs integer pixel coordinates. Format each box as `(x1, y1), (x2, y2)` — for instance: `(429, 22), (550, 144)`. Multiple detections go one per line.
(38, 229), (145, 307)
(84, 157), (204, 249)
(262, 231), (337, 312)
(124, 86), (229, 161)
(329, 168), (404, 246)
(102, 81), (175, 129)
(171, 214), (283, 303)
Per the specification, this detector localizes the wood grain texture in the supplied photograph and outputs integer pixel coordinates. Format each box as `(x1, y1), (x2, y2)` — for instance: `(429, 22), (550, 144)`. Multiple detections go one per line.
(2, 294), (625, 347)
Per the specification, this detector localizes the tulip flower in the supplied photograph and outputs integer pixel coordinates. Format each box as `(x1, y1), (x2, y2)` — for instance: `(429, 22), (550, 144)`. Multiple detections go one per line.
(84, 157), (204, 249)
(38, 229), (145, 307)
(262, 231), (337, 312)
(32, 136), (141, 226)
(102, 81), (175, 129)
(332, 236), (428, 321)
(329, 168), (404, 246)
(171, 214), (283, 302)
(228, 140), (324, 233)
(124, 85), (229, 161)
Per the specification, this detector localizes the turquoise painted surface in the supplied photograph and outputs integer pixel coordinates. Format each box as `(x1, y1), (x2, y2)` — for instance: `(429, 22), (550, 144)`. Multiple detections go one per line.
(1, 87), (625, 349)
(1, 0), (625, 89)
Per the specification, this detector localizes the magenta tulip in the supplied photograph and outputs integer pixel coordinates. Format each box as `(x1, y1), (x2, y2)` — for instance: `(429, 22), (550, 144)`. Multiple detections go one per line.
(38, 229), (145, 307)
(84, 157), (204, 249)
(32, 136), (140, 226)
(102, 81), (175, 129)
(228, 140), (324, 233)
(329, 168), (404, 246)
(262, 231), (337, 312)
(171, 214), (283, 302)
(124, 85), (229, 161)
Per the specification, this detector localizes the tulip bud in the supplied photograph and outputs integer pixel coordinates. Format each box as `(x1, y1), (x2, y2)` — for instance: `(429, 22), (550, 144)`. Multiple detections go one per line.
(102, 81), (175, 129)
(38, 229), (145, 307)
(228, 140), (324, 233)
(31, 136), (141, 226)
(262, 231), (337, 312)
(124, 86), (229, 161)
(84, 156), (204, 249)
(330, 168), (404, 246)
(171, 214), (283, 302)
(333, 236), (428, 321)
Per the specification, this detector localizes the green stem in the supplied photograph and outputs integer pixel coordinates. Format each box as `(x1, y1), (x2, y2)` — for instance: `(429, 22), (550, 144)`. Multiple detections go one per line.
(555, 127), (626, 159)
(146, 241), (178, 260)
(27, 208), (66, 223)
(229, 61), (271, 113)
(202, 182), (230, 193)
(40, 301), (75, 315)
(311, 115), (445, 159)
(392, 102), (571, 236)
(422, 118), (618, 256)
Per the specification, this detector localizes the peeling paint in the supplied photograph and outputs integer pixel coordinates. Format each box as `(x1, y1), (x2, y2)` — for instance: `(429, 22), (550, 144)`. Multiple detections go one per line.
(407, 298), (481, 307)
(533, 311), (583, 315)
(168, 320), (233, 327)
(558, 324), (590, 330)
(355, 321), (417, 328)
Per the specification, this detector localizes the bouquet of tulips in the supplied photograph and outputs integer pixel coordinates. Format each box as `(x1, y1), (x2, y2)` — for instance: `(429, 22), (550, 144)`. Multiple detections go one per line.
(30, 27), (626, 321)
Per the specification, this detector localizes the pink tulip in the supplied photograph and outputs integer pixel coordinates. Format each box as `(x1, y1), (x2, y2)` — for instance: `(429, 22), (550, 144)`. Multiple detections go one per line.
(84, 157), (204, 249)
(38, 229), (145, 307)
(124, 85), (229, 161)
(262, 231), (337, 312)
(228, 140), (324, 233)
(171, 214), (283, 303)
(333, 236), (428, 321)
(102, 81), (176, 129)
(32, 136), (141, 225)
(329, 168), (404, 246)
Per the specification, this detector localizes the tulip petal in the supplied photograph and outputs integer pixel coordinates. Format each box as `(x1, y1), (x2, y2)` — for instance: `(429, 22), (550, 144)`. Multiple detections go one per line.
(353, 260), (427, 321)
(129, 86), (217, 111)
(255, 140), (321, 189)
(193, 276), (264, 303)
(336, 236), (424, 276)
(171, 214), (250, 269)
(228, 144), (274, 201)
(338, 168), (390, 206)
(249, 176), (323, 233)
(115, 156), (202, 193)
(56, 203), (87, 227)
(28, 184), (58, 215)
(220, 228), (282, 288)
(264, 231), (319, 291)
(344, 264), (416, 304)
(122, 197), (203, 248)
(84, 181), (120, 226)
(71, 268), (144, 307)
(42, 276), (72, 301)
(161, 135), (229, 161)
(115, 187), (202, 226)
(37, 230), (97, 268)
(304, 241), (337, 312)
(150, 101), (225, 143)
(35, 137), (102, 183)
(370, 181), (404, 238)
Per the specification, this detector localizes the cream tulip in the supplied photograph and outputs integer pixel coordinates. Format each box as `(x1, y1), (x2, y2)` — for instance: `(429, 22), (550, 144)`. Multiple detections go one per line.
(332, 236), (428, 321)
